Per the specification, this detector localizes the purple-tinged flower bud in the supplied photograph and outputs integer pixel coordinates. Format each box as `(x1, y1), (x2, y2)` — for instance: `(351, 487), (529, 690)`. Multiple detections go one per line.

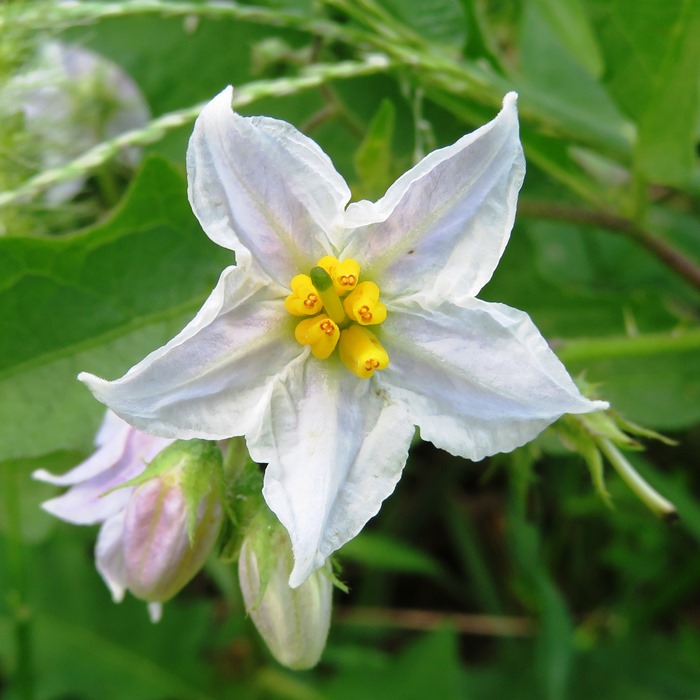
(238, 515), (332, 670)
(121, 439), (224, 603)
(35, 412), (224, 620)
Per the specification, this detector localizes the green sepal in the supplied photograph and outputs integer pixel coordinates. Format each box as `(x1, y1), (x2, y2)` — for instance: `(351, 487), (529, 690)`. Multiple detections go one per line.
(612, 414), (678, 447)
(556, 417), (612, 509)
(328, 558), (349, 594)
(242, 507), (285, 610)
(102, 439), (223, 545)
(217, 437), (265, 563)
(179, 441), (224, 544)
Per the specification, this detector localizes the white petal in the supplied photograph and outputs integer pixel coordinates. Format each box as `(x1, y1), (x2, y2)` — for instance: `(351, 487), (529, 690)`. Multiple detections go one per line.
(342, 93), (524, 302)
(95, 513), (128, 603)
(187, 87), (350, 284)
(95, 410), (132, 447)
(251, 358), (414, 587)
(33, 413), (131, 487)
(378, 297), (607, 461)
(34, 411), (171, 525)
(39, 480), (132, 526)
(80, 267), (303, 440)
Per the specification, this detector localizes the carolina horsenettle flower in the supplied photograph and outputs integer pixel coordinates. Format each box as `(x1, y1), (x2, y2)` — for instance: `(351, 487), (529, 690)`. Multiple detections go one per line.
(80, 87), (607, 588)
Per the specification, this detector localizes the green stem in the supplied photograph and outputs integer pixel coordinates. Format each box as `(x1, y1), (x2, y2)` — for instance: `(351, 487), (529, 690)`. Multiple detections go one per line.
(518, 200), (700, 292)
(555, 329), (700, 364)
(2, 463), (34, 700)
(596, 438), (677, 521)
(0, 55), (392, 208)
(2, 0), (346, 40)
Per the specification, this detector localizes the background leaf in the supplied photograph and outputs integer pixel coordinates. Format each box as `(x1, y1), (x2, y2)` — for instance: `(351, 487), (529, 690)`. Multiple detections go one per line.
(0, 158), (229, 461)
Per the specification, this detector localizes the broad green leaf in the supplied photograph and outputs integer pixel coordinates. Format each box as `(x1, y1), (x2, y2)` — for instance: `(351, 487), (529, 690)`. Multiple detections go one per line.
(353, 98), (396, 201)
(590, 0), (700, 185)
(0, 452), (80, 543)
(515, 1), (631, 166)
(377, 0), (467, 47)
(527, 0), (604, 77)
(0, 157), (229, 461)
(635, 2), (700, 186)
(17, 613), (214, 700)
(339, 531), (443, 577)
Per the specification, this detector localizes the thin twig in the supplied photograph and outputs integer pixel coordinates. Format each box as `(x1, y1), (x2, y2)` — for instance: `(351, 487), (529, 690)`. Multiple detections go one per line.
(518, 200), (700, 292)
(335, 606), (534, 637)
(0, 55), (392, 209)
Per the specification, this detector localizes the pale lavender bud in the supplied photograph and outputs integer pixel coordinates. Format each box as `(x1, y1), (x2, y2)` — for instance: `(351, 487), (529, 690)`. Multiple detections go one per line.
(35, 414), (224, 616)
(238, 522), (332, 670)
(122, 440), (224, 603)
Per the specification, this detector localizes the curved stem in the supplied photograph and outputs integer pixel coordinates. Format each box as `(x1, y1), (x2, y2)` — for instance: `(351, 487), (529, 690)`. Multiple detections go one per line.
(0, 55), (392, 209)
(597, 439), (677, 521)
(518, 200), (700, 292)
(555, 329), (700, 364)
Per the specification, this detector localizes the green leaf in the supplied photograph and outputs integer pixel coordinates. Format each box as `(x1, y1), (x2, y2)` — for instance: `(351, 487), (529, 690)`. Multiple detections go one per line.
(323, 628), (463, 700)
(0, 453), (81, 544)
(527, 0), (604, 77)
(507, 499), (574, 700)
(339, 531), (443, 577)
(377, 0), (467, 47)
(516, 1), (630, 166)
(0, 157), (229, 461)
(353, 98), (396, 201)
(590, 0), (700, 185)
(635, 2), (700, 186)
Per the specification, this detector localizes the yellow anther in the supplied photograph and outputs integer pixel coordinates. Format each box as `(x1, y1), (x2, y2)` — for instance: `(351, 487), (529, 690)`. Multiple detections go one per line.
(342, 281), (387, 326)
(285, 274), (323, 316)
(294, 315), (340, 360)
(339, 325), (389, 379)
(317, 255), (361, 295)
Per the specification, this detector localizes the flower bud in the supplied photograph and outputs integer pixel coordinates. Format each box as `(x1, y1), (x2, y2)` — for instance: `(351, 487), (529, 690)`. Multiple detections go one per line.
(122, 439), (224, 602)
(238, 516), (332, 670)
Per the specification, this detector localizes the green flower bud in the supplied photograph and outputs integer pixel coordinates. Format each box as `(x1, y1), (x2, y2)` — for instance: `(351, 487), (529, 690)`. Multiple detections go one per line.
(238, 515), (332, 670)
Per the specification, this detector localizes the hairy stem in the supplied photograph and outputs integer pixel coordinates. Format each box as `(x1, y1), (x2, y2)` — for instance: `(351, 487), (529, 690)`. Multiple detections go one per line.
(0, 55), (391, 209)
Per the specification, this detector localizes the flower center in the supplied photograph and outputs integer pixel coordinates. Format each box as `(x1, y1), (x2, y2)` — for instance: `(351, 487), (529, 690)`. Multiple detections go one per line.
(285, 256), (389, 379)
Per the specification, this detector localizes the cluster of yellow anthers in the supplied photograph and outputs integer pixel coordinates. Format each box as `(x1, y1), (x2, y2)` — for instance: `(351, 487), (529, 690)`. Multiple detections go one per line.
(285, 256), (389, 379)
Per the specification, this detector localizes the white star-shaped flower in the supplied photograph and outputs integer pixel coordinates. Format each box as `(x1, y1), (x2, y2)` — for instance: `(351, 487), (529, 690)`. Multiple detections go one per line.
(80, 87), (606, 586)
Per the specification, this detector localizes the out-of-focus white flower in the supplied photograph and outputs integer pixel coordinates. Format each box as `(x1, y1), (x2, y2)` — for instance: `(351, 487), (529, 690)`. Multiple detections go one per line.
(238, 516), (332, 670)
(1, 41), (150, 204)
(34, 411), (223, 621)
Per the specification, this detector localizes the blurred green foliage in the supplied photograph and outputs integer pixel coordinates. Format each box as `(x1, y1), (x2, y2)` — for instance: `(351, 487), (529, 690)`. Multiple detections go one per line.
(1, 0), (699, 698)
